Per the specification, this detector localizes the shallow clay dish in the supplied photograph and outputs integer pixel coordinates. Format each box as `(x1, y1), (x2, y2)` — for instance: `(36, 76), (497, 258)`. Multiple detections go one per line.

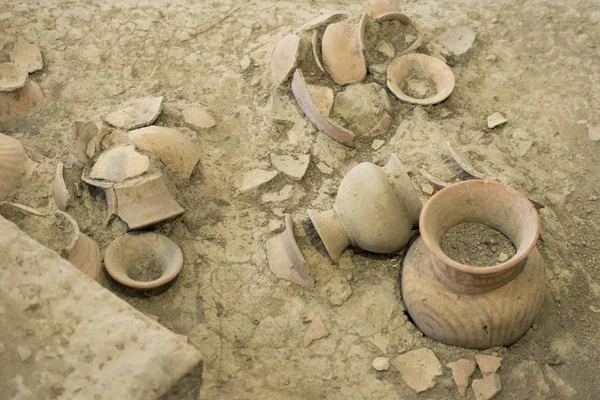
(104, 232), (184, 289)
(387, 53), (455, 105)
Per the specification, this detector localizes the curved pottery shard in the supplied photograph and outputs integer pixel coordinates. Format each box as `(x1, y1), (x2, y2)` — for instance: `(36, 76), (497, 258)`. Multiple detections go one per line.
(270, 34), (301, 87)
(387, 53), (455, 105)
(446, 141), (497, 181)
(0, 80), (43, 116)
(375, 12), (423, 56)
(364, 0), (396, 18)
(0, 63), (27, 92)
(311, 30), (325, 72)
(129, 126), (200, 179)
(114, 174), (184, 230)
(0, 133), (26, 201)
(104, 96), (163, 130)
(104, 232), (183, 290)
(321, 15), (367, 85)
(72, 121), (100, 164)
(295, 12), (347, 33)
(90, 144), (149, 182)
(10, 38), (43, 73)
(291, 69), (355, 147)
(418, 168), (450, 191)
(68, 232), (103, 282)
(266, 214), (315, 289)
(53, 162), (70, 211)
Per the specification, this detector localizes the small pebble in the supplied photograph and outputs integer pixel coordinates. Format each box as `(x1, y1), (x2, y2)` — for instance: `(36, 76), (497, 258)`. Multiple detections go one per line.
(590, 305), (600, 313)
(240, 55), (252, 71)
(16, 346), (32, 362)
(487, 112), (508, 129)
(498, 252), (509, 262)
(371, 139), (385, 150)
(372, 357), (390, 371)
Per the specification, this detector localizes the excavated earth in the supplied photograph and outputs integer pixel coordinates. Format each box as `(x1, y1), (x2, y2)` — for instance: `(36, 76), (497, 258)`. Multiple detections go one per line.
(1, 0), (600, 399)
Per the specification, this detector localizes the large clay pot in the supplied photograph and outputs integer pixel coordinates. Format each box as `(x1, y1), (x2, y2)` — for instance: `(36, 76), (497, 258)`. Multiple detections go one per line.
(308, 154), (422, 261)
(402, 180), (546, 349)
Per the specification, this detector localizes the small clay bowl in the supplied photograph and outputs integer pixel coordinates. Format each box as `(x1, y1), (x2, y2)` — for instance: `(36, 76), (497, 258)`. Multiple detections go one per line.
(104, 232), (183, 289)
(387, 53), (455, 105)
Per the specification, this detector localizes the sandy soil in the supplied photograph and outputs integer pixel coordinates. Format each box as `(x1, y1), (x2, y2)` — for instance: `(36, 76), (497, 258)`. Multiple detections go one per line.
(2, 0), (600, 399)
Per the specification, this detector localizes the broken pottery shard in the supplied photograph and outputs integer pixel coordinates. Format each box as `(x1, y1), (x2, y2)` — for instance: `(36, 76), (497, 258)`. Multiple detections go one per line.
(68, 232), (103, 282)
(53, 162), (70, 211)
(104, 186), (117, 226)
(472, 373), (502, 400)
(114, 174), (185, 230)
(292, 69), (355, 147)
(588, 125), (600, 141)
(270, 34), (301, 86)
(0, 63), (28, 92)
(306, 85), (334, 117)
(0, 80), (43, 117)
(72, 121), (101, 164)
(311, 31), (325, 72)
(90, 145), (149, 182)
(270, 153), (310, 180)
(86, 126), (111, 159)
(262, 184), (293, 203)
(447, 141), (497, 181)
(447, 359), (477, 396)
(377, 40), (395, 58)
(295, 13), (347, 33)
(418, 168), (449, 190)
(0, 133), (27, 201)
(129, 126), (200, 179)
(240, 169), (278, 192)
(475, 354), (502, 375)
(17, 346), (32, 362)
(182, 106), (216, 129)
(266, 214), (314, 288)
(437, 26), (476, 56)
(372, 357), (390, 371)
(544, 365), (577, 398)
(240, 55), (252, 71)
(368, 333), (390, 354)
(393, 348), (442, 393)
(421, 183), (434, 195)
(10, 38), (43, 73)
(316, 162), (333, 175)
(364, 0), (396, 18)
(372, 139), (385, 150)
(321, 17), (367, 85)
(487, 112), (508, 129)
(303, 314), (328, 346)
(104, 96), (163, 130)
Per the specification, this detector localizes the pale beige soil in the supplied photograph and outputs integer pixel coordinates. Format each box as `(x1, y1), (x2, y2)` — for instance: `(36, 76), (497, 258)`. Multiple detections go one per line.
(1, 0), (600, 399)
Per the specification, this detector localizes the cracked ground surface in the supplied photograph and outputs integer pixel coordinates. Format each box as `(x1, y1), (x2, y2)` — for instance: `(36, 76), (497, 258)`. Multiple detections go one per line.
(1, 0), (600, 398)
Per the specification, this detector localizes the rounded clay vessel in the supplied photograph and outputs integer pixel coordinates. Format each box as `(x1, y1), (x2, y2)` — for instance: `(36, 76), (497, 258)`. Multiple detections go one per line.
(402, 180), (546, 349)
(308, 154), (421, 261)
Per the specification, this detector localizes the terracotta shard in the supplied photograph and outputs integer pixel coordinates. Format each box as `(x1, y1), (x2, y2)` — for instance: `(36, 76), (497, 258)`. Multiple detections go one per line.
(113, 174), (184, 230)
(475, 355), (502, 375)
(72, 121), (100, 164)
(10, 38), (43, 73)
(446, 141), (497, 181)
(53, 162), (70, 211)
(303, 314), (329, 346)
(68, 232), (102, 282)
(239, 169), (278, 192)
(321, 16), (367, 85)
(295, 12), (347, 33)
(129, 126), (200, 179)
(0, 80), (43, 116)
(0, 133), (27, 201)
(437, 26), (476, 56)
(104, 96), (163, 130)
(104, 186), (118, 226)
(86, 126), (111, 159)
(311, 30), (325, 72)
(393, 348), (443, 393)
(90, 145), (149, 182)
(418, 168), (450, 190)
(270, 34), (301, 86)
(0, 63), (27, 92)
(291, 69), (355, 147)
(270, 154), (310, 180)
(447, 359), (477, 396)
(266, 215), (314, 288)
(471, 373), (502, 400)
(104, 232), (184, 290)
(387, 54), (455, 105)
(374, 12), (423, 56)
(364, 0), (397, 18)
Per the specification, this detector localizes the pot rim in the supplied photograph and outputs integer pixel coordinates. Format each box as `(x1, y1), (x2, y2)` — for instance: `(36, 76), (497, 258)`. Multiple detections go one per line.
(419, 180), (540, 276)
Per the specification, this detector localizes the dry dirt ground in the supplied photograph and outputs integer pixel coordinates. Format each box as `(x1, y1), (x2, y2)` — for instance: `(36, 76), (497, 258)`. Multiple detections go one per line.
(2, 0), (600, 399)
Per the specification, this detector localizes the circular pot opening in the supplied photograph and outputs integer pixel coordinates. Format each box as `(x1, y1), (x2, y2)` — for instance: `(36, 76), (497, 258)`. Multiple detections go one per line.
(420, 180), (539, 275)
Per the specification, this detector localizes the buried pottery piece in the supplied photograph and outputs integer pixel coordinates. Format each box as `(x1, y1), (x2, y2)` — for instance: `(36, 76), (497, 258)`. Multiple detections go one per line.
(0, 63), (27, 92)
(446, 141), (497, 181)
(52, 162), (70, 211)
(0, 133), (27, 201)
(270, 34), (301, 86)
(67, 232), (103, 282)
(0, 80), (43, 116)
(303, 314), (329, 346)
(308, 154), (421, 261)
(89, 144), (149, 182)
(104, 232), (184, 289)
(321, 15), (367, 85)
(373, 12), (423, 56)
(104, 96), (163, 130)
(387, 53), (455, 105)
(10, 38), (43, 73)
(266, 214), (314, 289)
(402, 180), (546, 349)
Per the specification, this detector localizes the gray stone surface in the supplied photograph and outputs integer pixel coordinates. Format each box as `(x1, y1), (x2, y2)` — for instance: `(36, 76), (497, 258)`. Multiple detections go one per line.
(0, 216), (201, 399)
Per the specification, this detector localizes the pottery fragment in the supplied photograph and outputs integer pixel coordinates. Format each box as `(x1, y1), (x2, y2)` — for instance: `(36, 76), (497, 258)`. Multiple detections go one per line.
(90, 145), (149, 182)
(475, 354), (502, 375)
(68, 232), (103, 282)
(295, 13), (347, 33)
(270, 154), (310, 180)
(364, 0), (396, 18)
(0, 80), (43, 116)
(239, 169), (278, 192)
(291, 69), (355, 147)
(52, 162), (70, 211)
(303, 314), (329, 346)
(471, 373), (502, 400)
(72, 121), (101, 164)
(0, 133), (26, 201)
(418, 168), (450, 190)
(588, 125), (600, 141)
(10, 38), (43, 73)
(104, 232), (183, 289)
(374, 12), (423, 56)
(104, 96), (163, 130)
(270, 34), (301, 86)
(393, 348), (443, 393)
(447, 359), (477, 396)
(487, 112), (508, 129)
(311, 30), (325, 72)
(86, 126), (111, 159)
(321, 16), (367, 85)
(437, 26), (476, 56)
(0, 63), (27, 92)
(372, 357), (390, 371)
(182, 106), (216, 129)
(446, 141), (497, 181)
(544, 365), (577, 398)
(368, 333), (390, 354)
(129, 126), (200, 179)
(266, 214), (314, 288)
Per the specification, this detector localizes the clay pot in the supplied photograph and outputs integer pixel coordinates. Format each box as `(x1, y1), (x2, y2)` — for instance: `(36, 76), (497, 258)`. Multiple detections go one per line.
(0, 133), (26, 200)
(387, 53), (455, 105)
(308, 154), (421, 261)
(104, 232), (184, 289)
(321, 14), (367, 85)
(402, 180), (546, 349)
